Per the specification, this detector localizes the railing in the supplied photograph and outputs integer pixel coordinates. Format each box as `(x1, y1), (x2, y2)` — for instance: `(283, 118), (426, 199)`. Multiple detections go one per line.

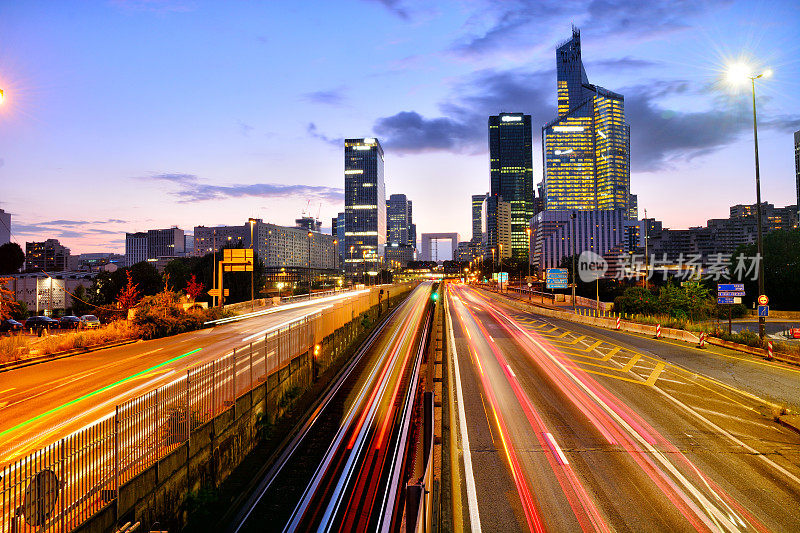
(1, 288), (384, 533)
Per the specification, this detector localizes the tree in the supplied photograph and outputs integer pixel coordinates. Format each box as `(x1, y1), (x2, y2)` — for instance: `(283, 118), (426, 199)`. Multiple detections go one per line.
(0, 243), (24, 274)
(186, 274), (205, 301)
(117, 270), (141, 311)
(0, 277), (15, 320)
(129, 262), (163, 296)
(71, 285), (92, 316)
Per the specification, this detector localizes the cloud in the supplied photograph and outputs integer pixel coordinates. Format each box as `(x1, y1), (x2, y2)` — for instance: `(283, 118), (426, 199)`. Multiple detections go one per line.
(587, 57), (660, 71)
(109, 0), (195, 13)
(450, 0), (730, 59)
(140, 173), (344, 203)
(363, 0), (410, 20)
(13, 219), (127, 242)
(370, 67), (800, 170)
(237, 120), (254, 136)
(307, 123), (343, 147)
(302, 88), (347, 106)
(373, 68), (554, 154)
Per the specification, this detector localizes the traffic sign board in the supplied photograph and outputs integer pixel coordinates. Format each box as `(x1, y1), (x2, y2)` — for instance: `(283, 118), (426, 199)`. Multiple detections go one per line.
(758, 295), (769, 306)
(758, 305), (769, 317)
(718, 291), (745, 297)
(718, 283), (744, 292)
(208, 288), (220, 297)
(717, 297), (734, 304)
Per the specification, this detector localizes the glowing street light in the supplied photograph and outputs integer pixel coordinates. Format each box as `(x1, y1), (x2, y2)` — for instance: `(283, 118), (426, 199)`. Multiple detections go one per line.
(726, 61), (772, 339)
(0, 89), (4, 105)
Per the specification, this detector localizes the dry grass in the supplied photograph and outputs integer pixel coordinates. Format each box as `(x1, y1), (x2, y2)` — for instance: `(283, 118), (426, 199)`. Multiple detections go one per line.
(0, 321), (140, 364)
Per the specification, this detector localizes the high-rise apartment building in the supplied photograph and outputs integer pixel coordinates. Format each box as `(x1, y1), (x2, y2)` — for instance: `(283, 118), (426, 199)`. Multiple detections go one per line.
(125, 232), (148, 266)
(488, 113), (534, 260)
(542, 28), (630, 213)
(125, 228), (185, 266)
(25, 239), (71, 272)
(0, 209), (10, 246)
(344, 138), (386, 277)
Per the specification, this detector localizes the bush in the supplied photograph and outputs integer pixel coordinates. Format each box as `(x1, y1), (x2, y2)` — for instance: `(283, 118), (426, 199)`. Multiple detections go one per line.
(133, 291), (234, 339)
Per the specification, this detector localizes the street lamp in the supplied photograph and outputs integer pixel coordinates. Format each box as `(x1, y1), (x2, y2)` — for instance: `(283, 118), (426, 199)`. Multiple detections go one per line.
(0, 89), (4, 105)
(498, 243), (504, 292)
(248, 218), (256, 312)
(727, 62), (772, 339)
(526, 226), (532, 302)
(349, 246), (355, 286)
(307, 231), (313, 300)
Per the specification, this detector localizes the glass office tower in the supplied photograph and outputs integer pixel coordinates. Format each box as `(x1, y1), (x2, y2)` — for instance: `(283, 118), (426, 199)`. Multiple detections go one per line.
(542, 27), (630, 213)
(387, 193), (413, 246)
(488, 113), (535, 260)
(344, 138), (386, 279)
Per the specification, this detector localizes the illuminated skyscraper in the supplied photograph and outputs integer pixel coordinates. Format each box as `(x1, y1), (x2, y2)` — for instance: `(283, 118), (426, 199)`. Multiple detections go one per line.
(488, 113), (535, 260)
(542, 27), (630, 213)
(344, 138), (386, 278)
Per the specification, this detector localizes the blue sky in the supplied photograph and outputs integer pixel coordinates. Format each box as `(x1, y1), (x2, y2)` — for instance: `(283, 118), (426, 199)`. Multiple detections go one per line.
(1, 0), (798, 254)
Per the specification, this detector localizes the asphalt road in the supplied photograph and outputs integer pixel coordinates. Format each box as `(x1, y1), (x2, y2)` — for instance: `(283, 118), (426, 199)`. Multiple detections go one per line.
(447, 283), (800, 532)
(0, 290), (370, 466)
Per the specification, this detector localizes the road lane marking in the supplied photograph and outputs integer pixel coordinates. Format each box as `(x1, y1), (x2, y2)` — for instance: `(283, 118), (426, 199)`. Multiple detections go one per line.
(601, 346), (620, 361)
(543, 432), (569, 465)
(621, 354), (641, 372)
(447, 293), (483, 533)
(0, 347), (202, 440)
(506, 364), (516, 378)
(0, 387), (15, 395)
(645, 363), (666, 386)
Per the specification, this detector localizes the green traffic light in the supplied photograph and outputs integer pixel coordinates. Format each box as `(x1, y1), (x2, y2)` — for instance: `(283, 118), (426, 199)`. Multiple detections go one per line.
(431, 293), (438, 301)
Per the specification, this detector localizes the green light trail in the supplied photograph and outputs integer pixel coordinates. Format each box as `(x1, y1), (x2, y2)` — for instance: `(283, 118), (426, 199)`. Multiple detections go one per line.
(0, 348), (202, 440)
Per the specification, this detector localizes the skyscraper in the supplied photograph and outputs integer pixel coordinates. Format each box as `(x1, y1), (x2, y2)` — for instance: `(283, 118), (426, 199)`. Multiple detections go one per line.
(794, 130), (799, 219)
(344, 138), (386, 278)
(542, 27), (630, 213)
(332, 212), (346, 266)
(471, 194), (486, 243)
(488, 113), (534, 260)
(387, 193), (413, 246)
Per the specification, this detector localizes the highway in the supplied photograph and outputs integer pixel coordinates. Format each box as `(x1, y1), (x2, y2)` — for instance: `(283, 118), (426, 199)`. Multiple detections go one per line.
(231, 282), (431, 532)
(447, 283), (800, 532)
(0, 290), (370, 467)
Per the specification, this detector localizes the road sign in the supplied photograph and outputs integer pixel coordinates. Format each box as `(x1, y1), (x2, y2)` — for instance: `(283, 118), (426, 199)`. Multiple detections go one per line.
(208, 288), (220, 297)
(718, 283), (744, 292)
(718, 291), (745, 297)
(717, 297), (734, 304)
(758, 305), (769, 317)
(758, 295), (768, 306)
(222, 248), (254, 272)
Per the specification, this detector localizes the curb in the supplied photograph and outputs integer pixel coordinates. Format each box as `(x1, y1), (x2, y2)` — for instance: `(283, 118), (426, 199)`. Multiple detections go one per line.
(486, 288), (800, 367)
(777, 416), (800, 437)
(0, 338), (140, 373)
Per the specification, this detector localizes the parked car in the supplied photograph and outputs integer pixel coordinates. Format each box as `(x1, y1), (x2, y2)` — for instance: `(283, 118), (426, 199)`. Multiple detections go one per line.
(0, 319), (23, 333)
(24, 316), (60, 330)
(59, 315), (81, 329)
(80, 315), (101, 329)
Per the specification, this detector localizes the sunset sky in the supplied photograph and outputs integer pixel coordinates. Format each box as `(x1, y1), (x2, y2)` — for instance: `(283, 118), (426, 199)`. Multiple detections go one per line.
(1, 0), (798, 255)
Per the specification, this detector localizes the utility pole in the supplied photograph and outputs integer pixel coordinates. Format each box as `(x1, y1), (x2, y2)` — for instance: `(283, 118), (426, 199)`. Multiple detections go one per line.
(750, 76), (767, 340)
(212, 230), (217, 307)
(644, 208), (649, 291)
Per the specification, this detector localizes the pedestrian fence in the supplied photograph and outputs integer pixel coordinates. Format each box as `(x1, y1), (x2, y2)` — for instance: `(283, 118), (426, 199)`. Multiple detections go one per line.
(1, 288), (383, 533)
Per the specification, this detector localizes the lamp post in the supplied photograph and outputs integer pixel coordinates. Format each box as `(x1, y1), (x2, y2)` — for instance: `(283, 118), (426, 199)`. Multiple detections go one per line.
(349, 246), (355, 287)
(248, 218), (256, 312)
(571, 211), (577, 311)
(526, 226), (532, 302)
(727, 63), (772, 340)
(0, 89), (4, 104)
(498, 243), (504, 292)
(307, 231), (313, 300)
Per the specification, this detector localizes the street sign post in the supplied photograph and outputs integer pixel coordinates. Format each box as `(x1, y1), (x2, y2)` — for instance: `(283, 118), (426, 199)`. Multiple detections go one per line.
(716, 283), (746, 335)
(758, 295), (769, 306)
(758, 305), (769, 317)
(546, 268), (568, 290)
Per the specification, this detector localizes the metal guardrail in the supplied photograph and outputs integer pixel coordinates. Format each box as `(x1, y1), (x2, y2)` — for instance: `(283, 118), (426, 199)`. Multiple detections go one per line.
(0, 289), (381, 533)
(405, 391), (435, 533)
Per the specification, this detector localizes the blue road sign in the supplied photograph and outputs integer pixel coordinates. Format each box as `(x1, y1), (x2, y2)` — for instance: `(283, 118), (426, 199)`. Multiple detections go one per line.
(718, 291), (745, 297)
(718, 283), (744, 292)
(547, 284), (568, 289)
(758, 305), (769, 317)
(717, 297), (734, 304)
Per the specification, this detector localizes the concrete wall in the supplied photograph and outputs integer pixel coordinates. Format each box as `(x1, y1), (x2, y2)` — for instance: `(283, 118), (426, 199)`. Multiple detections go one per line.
(73, 284), (415, 533)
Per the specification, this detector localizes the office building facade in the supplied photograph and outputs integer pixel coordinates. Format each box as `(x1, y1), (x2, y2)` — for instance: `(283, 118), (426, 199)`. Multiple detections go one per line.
(332, 212), (346, 267)
(125, 228), (185, 266)
(471, 194), (486, 244)
(387, 193), (414, 247)
(484, 195), (512, 260)
(344, 138), (387, 277)
(530, 209), (626, 272)
(542, 28), (630, 213)
(488, 113), (534, 260)
(25, 239), (71, 272)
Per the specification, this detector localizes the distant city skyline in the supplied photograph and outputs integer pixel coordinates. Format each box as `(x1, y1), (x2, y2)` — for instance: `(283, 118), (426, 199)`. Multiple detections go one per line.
(1, 1), (798, 255)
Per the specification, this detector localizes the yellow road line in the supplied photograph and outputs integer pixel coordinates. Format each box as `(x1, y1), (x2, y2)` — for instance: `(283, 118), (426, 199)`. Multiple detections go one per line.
(645, 363), (666, 386)
(0, 387), (15, 395)
(578, 340), (603, 352)
(562, 365), (648, 386)
(621, 354), (642, 372)
(601, 346), (621, 361)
